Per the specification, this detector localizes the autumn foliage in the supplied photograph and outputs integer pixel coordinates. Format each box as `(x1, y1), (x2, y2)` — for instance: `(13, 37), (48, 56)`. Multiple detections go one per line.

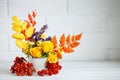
(52, 33), (82, 53)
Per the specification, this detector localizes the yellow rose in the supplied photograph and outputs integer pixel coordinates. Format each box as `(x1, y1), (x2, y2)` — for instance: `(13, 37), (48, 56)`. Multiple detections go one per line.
(48, 54), (58, 63)
(42, 41), (54, 53)
(30, 47), (42, 58)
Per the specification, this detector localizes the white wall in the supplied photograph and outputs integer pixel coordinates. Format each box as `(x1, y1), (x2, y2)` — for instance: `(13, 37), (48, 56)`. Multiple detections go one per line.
(0, 0), (120, 61)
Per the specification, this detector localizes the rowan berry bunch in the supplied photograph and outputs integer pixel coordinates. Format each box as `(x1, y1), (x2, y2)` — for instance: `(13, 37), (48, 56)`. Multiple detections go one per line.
(37, 62), (62, 76)
(10, 57), (36, 76)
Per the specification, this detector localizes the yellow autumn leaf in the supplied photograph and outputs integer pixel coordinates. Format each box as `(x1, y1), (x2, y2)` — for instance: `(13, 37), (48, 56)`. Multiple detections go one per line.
(15, 40), (28, 49)
(21, 22), (27, 30)
(12, 33), (25, 40)
(12, 16), (19, 22)
(12, 22), (20, 27)
(12, 26), (22, 32)
(25, 26), (34, 38)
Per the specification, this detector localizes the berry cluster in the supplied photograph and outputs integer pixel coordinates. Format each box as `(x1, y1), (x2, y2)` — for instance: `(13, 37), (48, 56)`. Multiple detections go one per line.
(10, 57), (36, 76)
(37, 62), (62, 76)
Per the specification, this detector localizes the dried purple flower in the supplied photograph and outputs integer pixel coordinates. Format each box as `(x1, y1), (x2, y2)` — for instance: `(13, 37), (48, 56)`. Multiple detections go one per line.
(30, 25), (48, 42)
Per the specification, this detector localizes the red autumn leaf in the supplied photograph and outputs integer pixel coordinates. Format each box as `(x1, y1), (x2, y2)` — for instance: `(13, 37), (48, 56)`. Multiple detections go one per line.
(75, 33), (82, 41)
(51, 35), (57, 48)
(59, 34), (65, 46)
(66, 34), (70, 44)
(69, 41), (80, 48)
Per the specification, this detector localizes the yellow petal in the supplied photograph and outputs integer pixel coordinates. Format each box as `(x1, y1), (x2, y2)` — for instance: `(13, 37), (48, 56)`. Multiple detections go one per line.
(12, 26), (22, 32)
(12, 33), (25, 40)
(12, 16), (19, 22)
(16, 40), (28, 49)
(25, 26), (34, 38)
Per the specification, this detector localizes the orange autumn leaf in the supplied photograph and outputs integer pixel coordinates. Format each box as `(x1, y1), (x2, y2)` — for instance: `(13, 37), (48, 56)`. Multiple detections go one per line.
(62, 46), (74, 53)
(71, 35), (75, 42)
(24, 20), (30, 28)
(57, 53), (62, 59)
(69, 41), (80, 48)
(54, 50), (62, 59)
(51, 35), (57, 48)
(32, 11), (37, 18)
(31, 20), (36, 26)
(66, 34), (70, 43)
(28, 13), (33, 23)
(75, 33), (82, 40)
(28, 11), (36, 26)
(59, 34), (65, 46)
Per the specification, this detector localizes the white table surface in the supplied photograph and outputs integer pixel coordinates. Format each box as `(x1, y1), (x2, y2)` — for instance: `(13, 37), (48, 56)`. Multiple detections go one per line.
(0, 60), (120, 80)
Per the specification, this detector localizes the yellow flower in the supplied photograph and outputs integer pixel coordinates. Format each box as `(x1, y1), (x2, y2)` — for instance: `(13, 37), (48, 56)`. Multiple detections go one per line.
(42, 41), (54, 53)
(48, 54), (58, 63)
(30, 47), (42, 58)
(15, 40), (28, 49)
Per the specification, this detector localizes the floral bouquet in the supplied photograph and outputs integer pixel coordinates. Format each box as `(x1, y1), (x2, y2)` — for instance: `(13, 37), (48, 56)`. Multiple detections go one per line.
(10, 11), (82, 76)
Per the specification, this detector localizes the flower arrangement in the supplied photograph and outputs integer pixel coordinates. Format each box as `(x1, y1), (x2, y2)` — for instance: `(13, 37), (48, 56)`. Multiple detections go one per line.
(10, 11), (82, 76)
